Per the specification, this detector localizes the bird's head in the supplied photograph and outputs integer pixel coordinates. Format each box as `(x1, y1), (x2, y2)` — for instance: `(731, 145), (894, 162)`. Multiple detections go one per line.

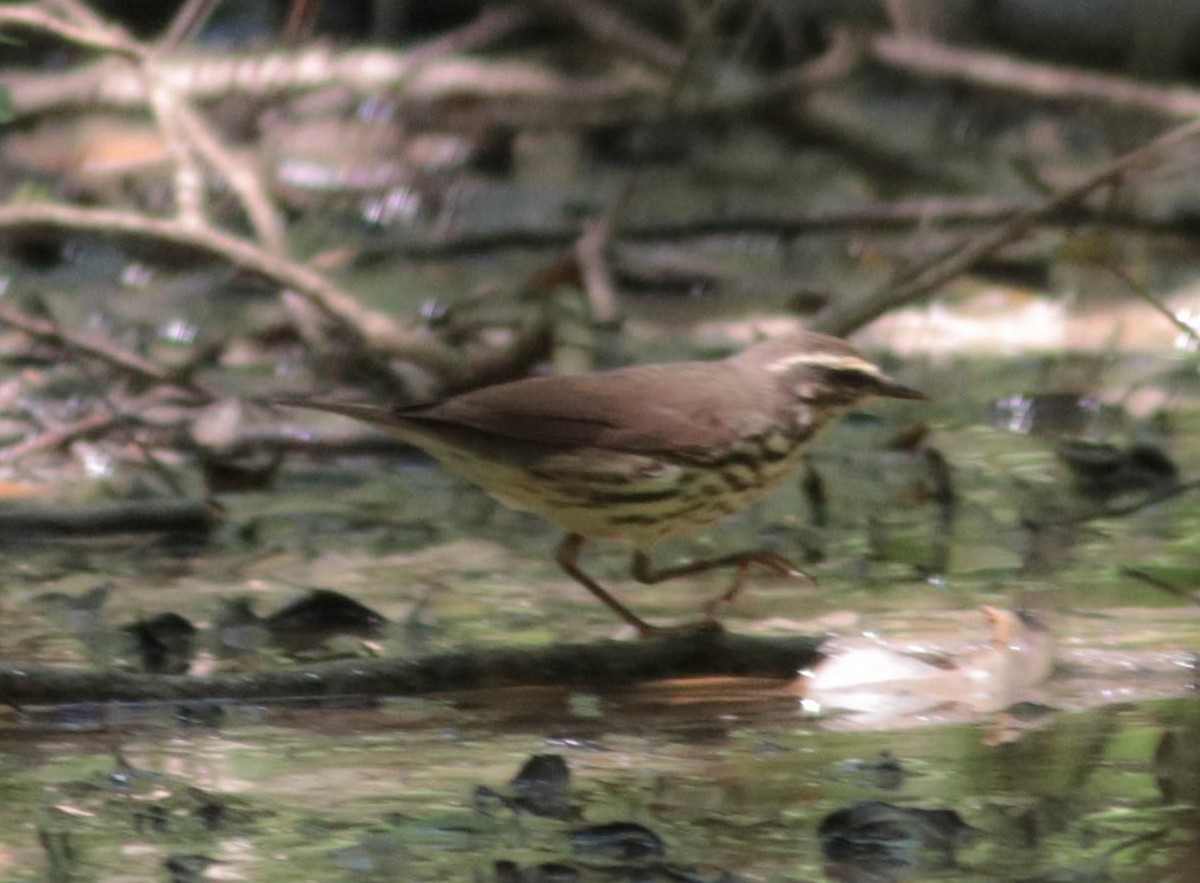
(735, 332), (925, 410)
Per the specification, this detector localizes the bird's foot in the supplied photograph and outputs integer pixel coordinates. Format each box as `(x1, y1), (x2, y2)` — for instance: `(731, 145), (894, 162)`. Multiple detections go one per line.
(702, 553), (815, 617)
(750, 552), (815, 583)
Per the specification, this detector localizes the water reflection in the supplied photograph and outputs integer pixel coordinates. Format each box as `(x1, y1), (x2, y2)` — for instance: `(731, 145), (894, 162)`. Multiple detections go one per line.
(3, 687), (1198, 881)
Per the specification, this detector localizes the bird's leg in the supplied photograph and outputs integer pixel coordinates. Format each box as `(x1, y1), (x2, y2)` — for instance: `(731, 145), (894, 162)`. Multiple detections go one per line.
(556, 533), (660, 638)
(632, 549), (812, 618)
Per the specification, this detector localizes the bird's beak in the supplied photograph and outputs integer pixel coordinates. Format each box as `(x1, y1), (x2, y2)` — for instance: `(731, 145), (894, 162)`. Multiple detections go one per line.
(875, 377), (927, 401)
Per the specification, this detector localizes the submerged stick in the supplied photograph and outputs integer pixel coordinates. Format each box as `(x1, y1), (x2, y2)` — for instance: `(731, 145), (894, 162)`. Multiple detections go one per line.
(0, 499), (221, 540)
(0, 631), (822, 707)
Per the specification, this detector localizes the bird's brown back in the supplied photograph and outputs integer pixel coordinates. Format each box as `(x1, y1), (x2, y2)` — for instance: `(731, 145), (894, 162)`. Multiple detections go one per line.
(399, 358), (786, 455)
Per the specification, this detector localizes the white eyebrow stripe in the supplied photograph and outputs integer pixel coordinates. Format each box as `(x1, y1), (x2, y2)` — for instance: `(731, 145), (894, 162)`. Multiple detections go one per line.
(764, 353), (885, 375)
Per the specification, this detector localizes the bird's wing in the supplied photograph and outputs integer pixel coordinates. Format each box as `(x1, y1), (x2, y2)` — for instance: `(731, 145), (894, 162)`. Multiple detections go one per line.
(405, 363), (768, 454)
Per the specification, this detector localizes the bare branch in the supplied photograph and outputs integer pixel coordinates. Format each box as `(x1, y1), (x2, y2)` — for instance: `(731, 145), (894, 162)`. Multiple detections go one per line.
(404, 4), (532, 65)
(0, 4), (139, 57)
(811, 117), (1200, 337)
(0, 47), (657, 122)
(520, 0), (684, 72)
(166, 97), (287, 250)
(156, 0), (222, 49)
(0, 202), (461, 372)
(574, 219), (622, 325)
(870, 33), (1200, 119)
(3, 4), (287, 248)
(0, 412), (120, 465)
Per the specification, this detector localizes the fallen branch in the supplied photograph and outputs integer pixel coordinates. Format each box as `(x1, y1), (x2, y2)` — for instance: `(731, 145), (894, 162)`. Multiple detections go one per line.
(0, 498), (221, 540)
(0, 630), (820, 707)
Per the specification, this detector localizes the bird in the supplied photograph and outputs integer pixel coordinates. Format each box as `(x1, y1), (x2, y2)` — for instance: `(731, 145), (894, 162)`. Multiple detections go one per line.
(280, 331), (924, 636)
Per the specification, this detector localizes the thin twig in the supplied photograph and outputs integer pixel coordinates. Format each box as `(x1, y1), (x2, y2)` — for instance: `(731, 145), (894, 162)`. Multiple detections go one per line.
(1120, 567), (1200, 605)
(156, 0), (222, 49)
(811, 117), (1200, 337)
(1024, 477), (1200, 527)
(0, 302), (219, 400)
(45, 0), (113, 33)
(1075, 257), (1200, 344)
(141, 57), (208, 225)
(166, 98), (287, 250)
(870, 32), (1200, 120)
(758, 27), (863, 97)
(573, 219), (622, 326)
(520, 0), (683, 73)
(25, 296), (191, 496)
(0, 412), (120, 465)
(0, 5), (139, 57)
(404, 4), (533, 66)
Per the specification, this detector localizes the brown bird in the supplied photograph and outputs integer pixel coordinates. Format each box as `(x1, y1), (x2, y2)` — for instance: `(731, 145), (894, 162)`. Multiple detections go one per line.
(280, 332), (924, 635)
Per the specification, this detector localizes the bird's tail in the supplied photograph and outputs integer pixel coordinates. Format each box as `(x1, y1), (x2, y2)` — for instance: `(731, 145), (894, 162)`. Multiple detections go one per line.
(275, 397), (406, 431)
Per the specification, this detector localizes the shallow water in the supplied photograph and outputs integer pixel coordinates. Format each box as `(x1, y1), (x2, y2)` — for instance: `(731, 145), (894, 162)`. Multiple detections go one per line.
(2, 347), (1200, 882)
